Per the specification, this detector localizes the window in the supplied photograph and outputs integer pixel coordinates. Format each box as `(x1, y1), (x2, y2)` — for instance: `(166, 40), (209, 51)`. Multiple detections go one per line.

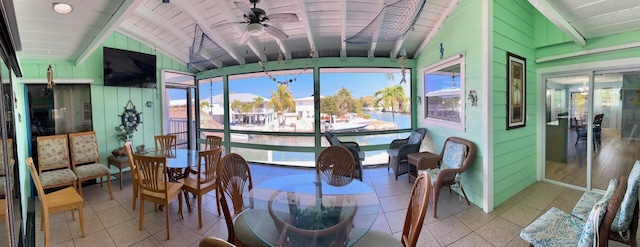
(198, 77), (223, 130)
(319, 68), (412, 132)
(423, 54), (465, 130)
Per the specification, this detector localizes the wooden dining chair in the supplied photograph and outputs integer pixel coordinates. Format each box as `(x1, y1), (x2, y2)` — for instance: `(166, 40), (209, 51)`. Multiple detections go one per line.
(316, 145), (356, 186)
(123, 141), (140, 210)
(155, 135), (177, 152)
(354, 173), (431, 247)
(36, 135), (78, 190)
(218, 153), (276, 247)
(27, 157), (85, 247)
(132, 153), (184, 240)
(182, 147), (223, 228)
(68, 131), (114, 199)
(205, 135), (223, 150)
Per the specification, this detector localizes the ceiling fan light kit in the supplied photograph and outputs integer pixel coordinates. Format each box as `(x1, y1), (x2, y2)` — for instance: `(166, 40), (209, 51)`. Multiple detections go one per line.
(247, 23), (264, 36)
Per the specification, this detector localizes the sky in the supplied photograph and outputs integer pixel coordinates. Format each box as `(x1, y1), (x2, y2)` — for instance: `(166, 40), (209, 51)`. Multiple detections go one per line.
(188, 71), (412, 101)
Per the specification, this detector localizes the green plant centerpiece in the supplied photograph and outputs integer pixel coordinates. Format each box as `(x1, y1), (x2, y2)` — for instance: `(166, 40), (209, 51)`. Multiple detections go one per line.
(112, 126), (135, 157)
(270, 192), (356, 247)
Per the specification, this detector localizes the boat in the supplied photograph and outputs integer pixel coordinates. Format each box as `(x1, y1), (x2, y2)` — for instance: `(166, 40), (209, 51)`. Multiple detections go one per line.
(330, 114), (370, 132)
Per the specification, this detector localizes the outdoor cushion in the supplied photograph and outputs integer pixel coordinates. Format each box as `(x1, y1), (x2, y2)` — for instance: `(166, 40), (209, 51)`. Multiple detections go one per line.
(74, 163), (109, 179)
(615, 160), (640, 232)
(407, 131), (422, 145)
(39, 169), (77, 188)
(442, 142), (467, 170)
(520, 207), (585, 247)
(572, 191), (602, 221)
(578, 178), (617, 247)
(38, 138), (69, 170)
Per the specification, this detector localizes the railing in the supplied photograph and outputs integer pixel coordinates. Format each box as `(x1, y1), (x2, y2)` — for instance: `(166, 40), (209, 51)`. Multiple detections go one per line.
(168, 118), (189, 148)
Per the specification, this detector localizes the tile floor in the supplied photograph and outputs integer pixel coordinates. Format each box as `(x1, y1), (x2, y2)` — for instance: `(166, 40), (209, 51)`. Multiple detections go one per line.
(33, 163), (637, 247)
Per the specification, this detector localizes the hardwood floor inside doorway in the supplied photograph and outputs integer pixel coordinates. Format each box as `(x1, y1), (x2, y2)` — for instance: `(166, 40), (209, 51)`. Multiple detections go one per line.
(545, 129), (640, 190)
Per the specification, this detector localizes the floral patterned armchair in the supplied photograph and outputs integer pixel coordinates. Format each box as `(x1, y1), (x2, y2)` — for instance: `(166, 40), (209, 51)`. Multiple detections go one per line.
(36, 134), (78, 190)
(68, 131), (113, 199)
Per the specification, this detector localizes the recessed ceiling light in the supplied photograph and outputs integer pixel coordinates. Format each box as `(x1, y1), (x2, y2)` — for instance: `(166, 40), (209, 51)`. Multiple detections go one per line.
(52, 3), (73, 14)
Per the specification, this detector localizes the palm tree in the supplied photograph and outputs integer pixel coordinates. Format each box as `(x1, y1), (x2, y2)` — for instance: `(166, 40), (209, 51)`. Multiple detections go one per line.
(268, 84), (296, 126)
(231, 99), (243, 113)
(253, 96), (265, 111)
(374, 85), (406, 127)
(200, 101), (209, 114)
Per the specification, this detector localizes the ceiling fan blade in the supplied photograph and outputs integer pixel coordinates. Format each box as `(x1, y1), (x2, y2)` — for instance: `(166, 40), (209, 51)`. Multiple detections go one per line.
(238, 31), (250, 44)
(210, 21), (247, 29)
(234, 1), (255, 18)
(265, 13), (299, 23)
(263, 24), (289, 40)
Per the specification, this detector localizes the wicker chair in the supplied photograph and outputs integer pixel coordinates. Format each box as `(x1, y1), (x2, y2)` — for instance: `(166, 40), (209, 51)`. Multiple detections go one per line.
(324, 131), (363, 181)
(521, 177), (627, 247)
(199, 237), (237, 247)
(218, 153), (276, 247)
(182, 147), (223, 228)
(354, 173), (431, 247)
(316, 145), (356, 186)
(132, 153), (184, 240)
(387, 128), (427, 180)
(420, 137), (476, 218)
(36, 134), (78, 190)
(68, 131), (113, 199)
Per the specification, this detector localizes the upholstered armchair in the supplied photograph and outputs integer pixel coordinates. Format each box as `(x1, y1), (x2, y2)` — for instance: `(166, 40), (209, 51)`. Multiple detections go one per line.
(422, 137), (476, 217)
(324, 131), (363, 181)
(386, 128), (427, 180)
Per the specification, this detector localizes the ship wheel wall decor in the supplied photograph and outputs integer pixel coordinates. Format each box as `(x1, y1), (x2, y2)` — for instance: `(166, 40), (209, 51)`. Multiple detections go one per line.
(120, 100), (142, 131)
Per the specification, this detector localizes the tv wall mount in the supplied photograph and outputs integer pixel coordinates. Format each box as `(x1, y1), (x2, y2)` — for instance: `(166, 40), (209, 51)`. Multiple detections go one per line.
(119, 100), (142, 131)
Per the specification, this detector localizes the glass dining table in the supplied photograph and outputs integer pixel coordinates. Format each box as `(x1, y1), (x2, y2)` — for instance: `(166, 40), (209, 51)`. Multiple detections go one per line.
(243, 173), (380, 247)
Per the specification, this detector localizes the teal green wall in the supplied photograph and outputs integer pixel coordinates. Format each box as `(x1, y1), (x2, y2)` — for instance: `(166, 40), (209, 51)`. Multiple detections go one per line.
(15, 32), (191, 198)
(533, 11), (572, 48)
(491, 0), (537, 206)
(414, 0), (484, 206)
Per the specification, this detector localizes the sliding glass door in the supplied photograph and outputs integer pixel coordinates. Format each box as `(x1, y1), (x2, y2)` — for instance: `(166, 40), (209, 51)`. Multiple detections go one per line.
(544, 70), (638, 190)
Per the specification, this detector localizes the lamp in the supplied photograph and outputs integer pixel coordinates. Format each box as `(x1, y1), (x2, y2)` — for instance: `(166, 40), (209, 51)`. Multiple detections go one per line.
(247, 23), (264, 36)
(52, 2), (72, 14)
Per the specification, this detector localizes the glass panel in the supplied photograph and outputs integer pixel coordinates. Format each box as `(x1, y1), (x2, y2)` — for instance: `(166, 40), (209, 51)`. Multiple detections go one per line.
(167, 87), (194, 148)
(424, 63), (462, 122)
(231, 134), (315, 147)
(198, 77), (223, 130)
(230, 147), (316, 167)
(319, 68), (412, 132)
(591, 71), (632, 190)
(545, 74), (589, 188)
(228, 69), (313, 133)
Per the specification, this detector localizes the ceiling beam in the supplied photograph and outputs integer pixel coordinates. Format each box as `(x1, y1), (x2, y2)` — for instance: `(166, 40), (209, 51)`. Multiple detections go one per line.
(297, 0), (317, 57)
(340, 0), (347, 58)
(118, 22), (188, 65)
(390, 38), (405, 58)
(415, 0), (459, 57)
(368, 0), (385, 59)
(528, 0), (586, 46)
(75, 0), (145, 65)
(172, 0), (245, 65)
(135, 7), (222, 68)
(217, 1), (266, 62)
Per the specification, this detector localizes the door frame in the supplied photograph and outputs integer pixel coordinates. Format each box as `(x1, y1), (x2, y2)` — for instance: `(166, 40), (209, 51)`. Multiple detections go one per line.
(161, 70), (196, 149)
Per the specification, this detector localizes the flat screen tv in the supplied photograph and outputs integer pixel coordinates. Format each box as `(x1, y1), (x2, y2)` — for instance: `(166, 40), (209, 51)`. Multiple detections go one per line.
(103, 47), (157, 88)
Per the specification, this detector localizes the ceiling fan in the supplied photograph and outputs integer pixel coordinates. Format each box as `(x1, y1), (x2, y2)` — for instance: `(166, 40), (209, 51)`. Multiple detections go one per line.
(210, 0), (299, 44)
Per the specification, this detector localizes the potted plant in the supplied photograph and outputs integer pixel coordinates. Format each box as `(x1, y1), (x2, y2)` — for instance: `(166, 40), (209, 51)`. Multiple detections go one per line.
(112, 126), (135, 157)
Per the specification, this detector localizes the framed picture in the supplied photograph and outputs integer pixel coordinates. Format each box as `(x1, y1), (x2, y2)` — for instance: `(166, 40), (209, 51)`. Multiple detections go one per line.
(506, 52), (526, 130)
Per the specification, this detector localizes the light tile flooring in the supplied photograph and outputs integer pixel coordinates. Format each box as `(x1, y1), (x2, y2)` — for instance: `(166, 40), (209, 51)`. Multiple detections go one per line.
(33, 163), (638, 247)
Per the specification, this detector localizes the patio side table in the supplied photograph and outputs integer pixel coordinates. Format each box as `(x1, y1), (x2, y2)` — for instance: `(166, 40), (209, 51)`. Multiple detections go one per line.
(407, 152), (439, 183)
(107, 155), (130, 190)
